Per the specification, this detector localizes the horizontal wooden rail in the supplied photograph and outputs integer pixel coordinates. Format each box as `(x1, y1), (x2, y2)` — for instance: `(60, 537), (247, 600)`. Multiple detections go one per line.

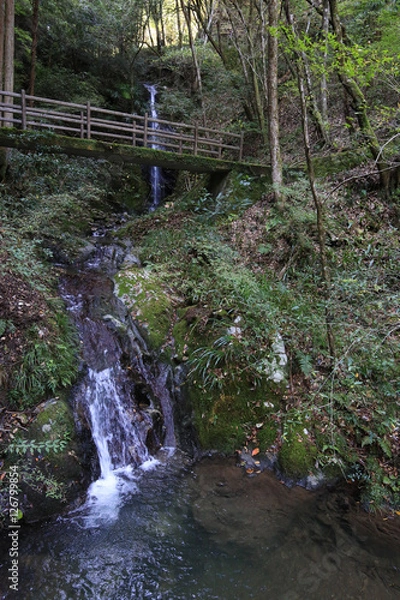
(0, 90), (244, 161)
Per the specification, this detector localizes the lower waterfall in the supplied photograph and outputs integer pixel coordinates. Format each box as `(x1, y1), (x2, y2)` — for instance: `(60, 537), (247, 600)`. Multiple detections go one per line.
(1, 242), (399, 600)
(61, 242), (175, 525)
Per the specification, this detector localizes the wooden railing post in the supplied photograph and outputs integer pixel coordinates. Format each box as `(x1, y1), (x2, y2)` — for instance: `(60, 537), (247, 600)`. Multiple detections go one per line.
(21, 89), (27, 130)
(218, 138), (222, 159)
(132, 119), (136, 146)
(143, 112), (148, 147)
(239, 131), (244, 161)
(86, 102), (91, 139)
(194, 124), (198, 155)
(80, 110), (84, 138)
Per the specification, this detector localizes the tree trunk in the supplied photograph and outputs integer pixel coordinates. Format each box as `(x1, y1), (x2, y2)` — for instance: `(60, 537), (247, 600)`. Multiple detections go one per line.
(328, 0), (390, 192)
(180, 0), (206, 124)
(3, 0), (14, 127)
(286, 0), (335, 359)
(175, 0), (183, 48)
(29, 0), (40, 99)
(320, 0), (329, 126)
(267, 0), (283, 202)
(0, 0), (5, 94)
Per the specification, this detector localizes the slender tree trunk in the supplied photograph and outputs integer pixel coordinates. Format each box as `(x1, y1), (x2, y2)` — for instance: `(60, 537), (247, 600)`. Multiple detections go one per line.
(299, 68), (335, 360)
(320, 0), (329, 126)
(3, 0), (14, 126)
(267, 0), (283, 202)
(193, 0), (226, 64)
(226, 0), (268, 143)
(203, 0), (217, 45)
(29, 0), (40, 99)
(0, 0), (13, 178)
(328, 0), (389, 192)
(175, 0), (183, 48)
(224, 7), (257, 124)
(286, 0), (335, 359)
(0, 0), (5, 94)
(0, 0), (4, 179)
(180, 0), (206, 124)
(302, 17), (330, 146)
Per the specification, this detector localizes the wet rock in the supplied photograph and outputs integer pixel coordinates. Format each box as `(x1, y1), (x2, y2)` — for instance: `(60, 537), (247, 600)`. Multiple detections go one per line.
(14, 398), (90, 523)
(122, 252), (142, 268)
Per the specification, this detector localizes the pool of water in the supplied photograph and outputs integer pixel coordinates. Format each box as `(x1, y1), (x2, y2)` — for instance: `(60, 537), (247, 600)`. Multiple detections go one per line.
(1, 456), (400, 600)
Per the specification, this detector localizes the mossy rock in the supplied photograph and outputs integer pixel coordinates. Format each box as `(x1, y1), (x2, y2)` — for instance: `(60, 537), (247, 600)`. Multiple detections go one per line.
(29, 398), (76, 448)
(114, 265), (179, 350)
(110, 164), (150, 213)
(189, 378), (280, 455)
(279, 418), (318, 479)
(172, 317), (190, 359)
(26, 398), (82, 481)
(172, 306), (216, 361)
(9, 398), (87, 522)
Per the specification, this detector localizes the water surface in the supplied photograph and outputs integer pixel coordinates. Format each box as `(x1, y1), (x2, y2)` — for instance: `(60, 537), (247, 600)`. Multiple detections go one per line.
(1, 456), (399, 600)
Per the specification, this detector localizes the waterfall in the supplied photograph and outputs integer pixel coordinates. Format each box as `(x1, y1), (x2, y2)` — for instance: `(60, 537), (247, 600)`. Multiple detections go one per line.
(144, 84), (164, 211)
(80, 364), (157, 526)
(62, 251), (175, 525)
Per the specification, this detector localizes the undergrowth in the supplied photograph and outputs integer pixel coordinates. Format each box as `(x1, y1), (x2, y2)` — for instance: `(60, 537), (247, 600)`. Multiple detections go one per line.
(132, 170), (400, 510)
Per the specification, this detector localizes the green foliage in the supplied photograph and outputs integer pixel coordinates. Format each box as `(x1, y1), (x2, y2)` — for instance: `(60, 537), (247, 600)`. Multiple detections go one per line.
(0, 319), (9, 337)
(131, 163), (399, 508)
(22, 467), (68, 501)
(188, 335), (246, 390)
(114, 266), (175, 350)
(280, 417), (318, 479)
(7, 435), (70, 456)
(10, 317), (79, 408)
(1, 151), (117, 259)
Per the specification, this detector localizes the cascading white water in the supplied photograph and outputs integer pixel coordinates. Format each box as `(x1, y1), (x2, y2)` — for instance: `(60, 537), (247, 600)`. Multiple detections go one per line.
(82, 365), (158, 526)
(144, 84), (164, 210)
(86, 366), (152, 474)
(62, 264), (166, 526)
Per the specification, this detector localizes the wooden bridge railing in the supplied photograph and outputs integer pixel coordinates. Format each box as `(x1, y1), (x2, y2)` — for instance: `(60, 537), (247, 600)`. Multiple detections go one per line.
(0, 90), (244, 161)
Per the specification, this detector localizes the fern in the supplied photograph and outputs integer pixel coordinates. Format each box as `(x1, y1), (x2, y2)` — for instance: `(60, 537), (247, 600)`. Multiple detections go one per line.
(296, 351), (314, 377)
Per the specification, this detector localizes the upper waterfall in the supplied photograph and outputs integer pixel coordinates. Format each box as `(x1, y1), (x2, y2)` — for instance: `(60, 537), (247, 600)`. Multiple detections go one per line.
(144, 83), (164, 210)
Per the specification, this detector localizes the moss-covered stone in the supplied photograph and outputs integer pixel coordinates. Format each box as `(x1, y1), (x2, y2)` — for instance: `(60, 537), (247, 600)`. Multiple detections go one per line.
(26, 398), (83, 481)
(8, 398), (87, 522)
(29, 398), (75, 447)
(172, 316), (190, 359)
(114, 266), (178, 350)
(279, 418), (318, 479)
(189, 377), (280, 455)
(110, 164), (150, 213)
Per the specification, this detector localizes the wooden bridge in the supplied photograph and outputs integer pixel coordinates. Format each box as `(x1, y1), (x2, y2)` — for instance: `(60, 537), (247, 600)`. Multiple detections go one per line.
(0, 90), (258, 175)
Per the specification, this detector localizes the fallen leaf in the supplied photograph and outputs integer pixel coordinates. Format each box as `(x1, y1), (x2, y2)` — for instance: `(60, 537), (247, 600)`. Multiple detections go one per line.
(251, 448), (260, 456)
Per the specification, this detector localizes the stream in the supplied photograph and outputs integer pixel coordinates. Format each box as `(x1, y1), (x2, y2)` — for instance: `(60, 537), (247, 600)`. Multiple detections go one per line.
(1, 457), (400, 599)
(1, 228), (400, 599)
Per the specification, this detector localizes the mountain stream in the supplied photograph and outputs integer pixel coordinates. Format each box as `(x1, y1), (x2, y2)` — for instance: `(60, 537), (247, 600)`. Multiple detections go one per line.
(1, 230), (399, 600)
